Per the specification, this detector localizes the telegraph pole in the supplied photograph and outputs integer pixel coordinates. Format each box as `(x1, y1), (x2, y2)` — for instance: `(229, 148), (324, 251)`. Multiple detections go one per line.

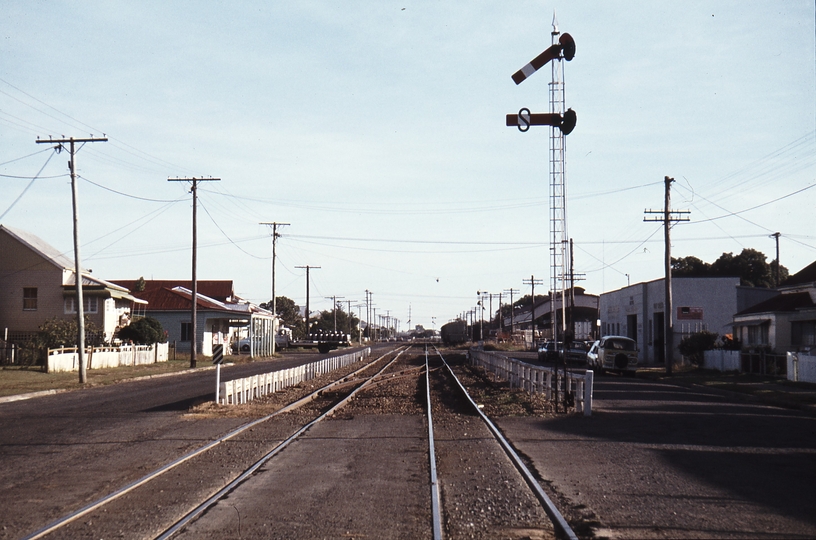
(645, 176), (690, 375)
(325, 295), (344, 332)
(296, 265), (320, 334)
(365, 290), (371, 341)
(169, 177), (220, 368)
(36, 136), (107, 383)
(261, 222), (289, 354)
(522, 276), (544, 342)
(770, 232), (781, 287)
(345, 299), (356, 336)
(504, 288), (519, 334)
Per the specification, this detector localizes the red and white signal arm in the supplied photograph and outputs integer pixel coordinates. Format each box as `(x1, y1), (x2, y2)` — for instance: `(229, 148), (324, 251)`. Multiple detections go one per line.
(511, 33), (575, 85)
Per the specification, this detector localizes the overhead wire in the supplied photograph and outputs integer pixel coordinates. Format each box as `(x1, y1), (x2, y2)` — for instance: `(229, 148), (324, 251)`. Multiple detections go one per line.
(197, 197), (266, 260)
(0, 148), (57, 220)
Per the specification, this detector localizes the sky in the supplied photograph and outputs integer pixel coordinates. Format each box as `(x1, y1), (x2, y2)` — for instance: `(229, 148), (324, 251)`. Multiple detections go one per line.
(2, 1), (815, 332)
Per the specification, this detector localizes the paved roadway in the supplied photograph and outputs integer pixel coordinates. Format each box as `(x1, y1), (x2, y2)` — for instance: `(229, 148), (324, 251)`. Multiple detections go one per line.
(0, 347), (375, 539)
(499, 373), (816, 539)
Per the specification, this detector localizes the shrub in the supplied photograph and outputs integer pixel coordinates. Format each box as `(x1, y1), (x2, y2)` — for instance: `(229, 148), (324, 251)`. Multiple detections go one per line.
(37, 316), (103, 349)
(118, 317), (166, 345)
(678, 331), (718, 365)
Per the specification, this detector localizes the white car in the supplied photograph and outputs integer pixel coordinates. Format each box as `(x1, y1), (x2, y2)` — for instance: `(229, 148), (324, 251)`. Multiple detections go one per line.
(587, 336), (638, 374)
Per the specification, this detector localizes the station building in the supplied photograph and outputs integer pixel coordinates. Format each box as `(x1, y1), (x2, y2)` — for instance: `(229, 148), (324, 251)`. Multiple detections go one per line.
(599, 277), (777, 365)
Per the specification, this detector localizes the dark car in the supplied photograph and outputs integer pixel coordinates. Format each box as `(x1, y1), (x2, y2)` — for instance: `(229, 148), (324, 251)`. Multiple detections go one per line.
(537, 341), (562, 362)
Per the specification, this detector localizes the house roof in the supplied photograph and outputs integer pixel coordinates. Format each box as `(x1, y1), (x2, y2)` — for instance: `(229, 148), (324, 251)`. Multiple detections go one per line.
(0, 224), (76, 271)
(779, 260), (816, 289)
(112, 279), (235, 303)
(735, 291), (815, 316)
(1, 225), (144, 302)
(131, 286), (273, 317)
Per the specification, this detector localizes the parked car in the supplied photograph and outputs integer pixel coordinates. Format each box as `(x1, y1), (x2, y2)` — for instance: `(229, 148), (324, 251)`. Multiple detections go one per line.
(587, 336), (639, 374)
(537, 341), (588, 363)
(537, 341), (562, 362)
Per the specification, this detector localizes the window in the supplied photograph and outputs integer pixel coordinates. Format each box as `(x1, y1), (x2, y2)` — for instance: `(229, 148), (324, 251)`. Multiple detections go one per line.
(747, 323), (769, 346)
(23, 288), (37, 311)
(181, 322), (192, 342)
(64, 296), (99, 314)
(792, 321), (816, 349)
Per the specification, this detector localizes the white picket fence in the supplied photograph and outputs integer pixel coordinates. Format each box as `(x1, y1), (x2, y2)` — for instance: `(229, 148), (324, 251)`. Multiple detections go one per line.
(469, 349), (594, 416)
(219, 347), (371, 405)
(47, 343), (170, 373)
(703, 349), (741, 372)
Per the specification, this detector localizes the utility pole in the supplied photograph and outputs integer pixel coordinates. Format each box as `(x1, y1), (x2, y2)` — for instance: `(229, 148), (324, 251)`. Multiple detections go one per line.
(365, 290), (371, 341)
(771, 232), (781, 288)
(295, 265), (320, 335)
(354, 303), (364, 343)
(261, 222), (289, 355)
(168, 177), (220, 368)
(345, 299), (356, 336)
(36, 135), (107, 383)
(324, 295), (344, 332)
(522, 276), (544, 342)
(644, 176), (690, 376)
(373, 308), (378, 341)
(504, 288), (519, 334)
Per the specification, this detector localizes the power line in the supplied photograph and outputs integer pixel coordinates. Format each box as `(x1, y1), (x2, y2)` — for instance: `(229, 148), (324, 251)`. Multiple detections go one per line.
(79, 175), (185, 203)
(0, 149), (57, 220)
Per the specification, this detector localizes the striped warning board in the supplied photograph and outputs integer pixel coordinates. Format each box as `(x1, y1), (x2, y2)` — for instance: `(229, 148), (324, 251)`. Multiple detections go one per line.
(213, 344), (224, 365)
(511, 33), (575, 85)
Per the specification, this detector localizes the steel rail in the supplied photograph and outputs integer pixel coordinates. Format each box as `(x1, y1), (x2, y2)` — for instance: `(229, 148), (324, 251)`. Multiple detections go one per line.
(433, 346), (579, 540)
(22, 348), (397, 540)
(425, 347), (445, 540)
(157, 346), (411, 539)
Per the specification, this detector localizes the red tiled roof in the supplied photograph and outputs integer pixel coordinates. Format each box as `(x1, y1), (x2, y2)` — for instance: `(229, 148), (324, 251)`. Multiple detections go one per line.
(112, 280), (234, 303)
(128, 287), (232, 312)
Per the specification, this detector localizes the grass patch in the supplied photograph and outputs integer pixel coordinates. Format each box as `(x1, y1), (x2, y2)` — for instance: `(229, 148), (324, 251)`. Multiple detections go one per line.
(0, 358), (207, 397)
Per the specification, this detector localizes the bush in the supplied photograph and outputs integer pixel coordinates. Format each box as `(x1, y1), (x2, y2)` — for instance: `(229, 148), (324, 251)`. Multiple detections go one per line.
(37, 316), (104, 349)
(678, 331), (718, 365)
(118, 317), (166, 345)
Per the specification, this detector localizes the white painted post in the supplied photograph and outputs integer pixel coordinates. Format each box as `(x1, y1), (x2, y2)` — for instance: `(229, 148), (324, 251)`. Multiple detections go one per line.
(215, 363), (221, 403)
(584, 370), (594, 416)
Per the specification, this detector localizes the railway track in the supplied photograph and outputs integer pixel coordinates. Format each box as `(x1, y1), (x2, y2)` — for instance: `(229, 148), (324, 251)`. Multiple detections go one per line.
(25, 344), (578, 539)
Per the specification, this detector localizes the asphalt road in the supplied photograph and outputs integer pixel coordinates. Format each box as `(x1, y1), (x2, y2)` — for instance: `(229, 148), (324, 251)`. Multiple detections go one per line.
(0, 347), (374, 539)
(498, 373), (816, 539)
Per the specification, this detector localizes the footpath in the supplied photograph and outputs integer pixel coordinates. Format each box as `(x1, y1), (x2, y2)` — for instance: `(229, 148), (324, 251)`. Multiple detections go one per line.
(637, 367), (816, 416)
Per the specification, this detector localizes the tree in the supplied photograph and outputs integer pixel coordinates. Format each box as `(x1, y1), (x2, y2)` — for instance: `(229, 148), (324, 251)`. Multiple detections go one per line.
(134, 276), (146, 292)
(260, 296), (306, 338)
(711, 249), (776, 287)
(671, 256), (710, 277)
(118, 317), (166, 344)
(672, 249), (788, 288)
(312, 305), (360, 339)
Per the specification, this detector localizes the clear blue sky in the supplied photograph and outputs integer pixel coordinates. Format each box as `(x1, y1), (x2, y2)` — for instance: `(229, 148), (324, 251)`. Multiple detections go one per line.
(2, 1), (815, 330)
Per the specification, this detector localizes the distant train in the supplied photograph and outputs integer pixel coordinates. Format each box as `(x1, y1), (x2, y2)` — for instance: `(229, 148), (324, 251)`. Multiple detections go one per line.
(440, 319), (469, 345)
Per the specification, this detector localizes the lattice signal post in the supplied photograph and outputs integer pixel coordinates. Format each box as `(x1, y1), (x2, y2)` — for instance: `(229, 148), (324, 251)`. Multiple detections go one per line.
(506, 14), (576, 343)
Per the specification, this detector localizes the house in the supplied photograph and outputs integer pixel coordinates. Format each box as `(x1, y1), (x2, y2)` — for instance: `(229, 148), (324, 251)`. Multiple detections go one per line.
(733, 260), (816, 353)
(600, 277), (778, 365)
(110, 279), (276, 357)
(0, 225), (144, 344)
